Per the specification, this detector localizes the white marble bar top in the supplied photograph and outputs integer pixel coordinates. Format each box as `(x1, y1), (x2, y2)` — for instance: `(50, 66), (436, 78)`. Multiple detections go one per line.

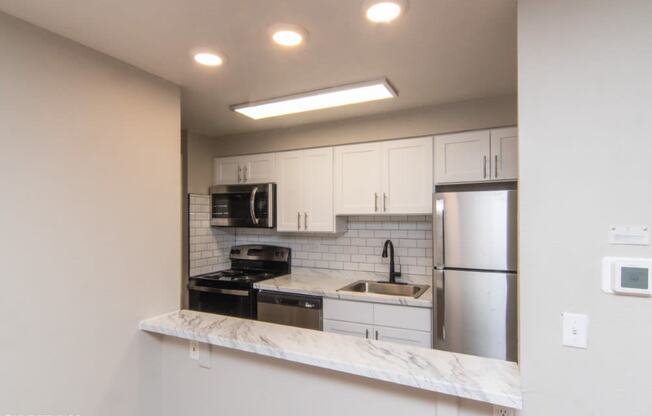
(140, 310), (522, 409)
(254, 268), (433, 308)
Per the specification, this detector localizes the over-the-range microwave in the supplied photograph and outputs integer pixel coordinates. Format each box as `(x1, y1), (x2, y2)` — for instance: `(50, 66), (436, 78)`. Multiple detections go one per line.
(209, 183), (275, 228)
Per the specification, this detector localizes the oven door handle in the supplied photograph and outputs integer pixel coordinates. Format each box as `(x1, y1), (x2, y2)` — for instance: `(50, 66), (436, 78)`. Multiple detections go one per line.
(188, 282), (250, 297)
(249, 186), (259, 225)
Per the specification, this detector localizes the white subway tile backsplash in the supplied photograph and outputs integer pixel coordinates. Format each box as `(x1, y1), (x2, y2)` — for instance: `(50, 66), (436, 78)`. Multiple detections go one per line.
(188, 194), (433, 277)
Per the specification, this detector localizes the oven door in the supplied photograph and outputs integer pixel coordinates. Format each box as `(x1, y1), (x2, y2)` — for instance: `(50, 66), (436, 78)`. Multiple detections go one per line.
(188, 280), (257, 319)
(210, 184), (275, 228)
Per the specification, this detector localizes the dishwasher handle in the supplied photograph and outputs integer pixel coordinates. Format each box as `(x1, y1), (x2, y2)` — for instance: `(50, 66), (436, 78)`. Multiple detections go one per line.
(257, 291), (322, 310)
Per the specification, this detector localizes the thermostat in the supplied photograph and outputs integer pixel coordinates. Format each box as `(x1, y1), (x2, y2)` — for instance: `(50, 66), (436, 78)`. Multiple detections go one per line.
(602, 257), (652, 296)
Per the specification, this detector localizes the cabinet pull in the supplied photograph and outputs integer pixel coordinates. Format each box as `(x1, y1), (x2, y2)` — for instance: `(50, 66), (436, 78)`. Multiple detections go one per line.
(297, 212), (301, 230)
(304, 212), (308, 230)
(383, 192), (387, 212)
(374, 192), (378, 212)
(375, 330), (379, 340)
(483, 156), (487, 179)
(365, 328), (369, 339)
(237, 166), (242, 183)
(494, 154), (499, 178)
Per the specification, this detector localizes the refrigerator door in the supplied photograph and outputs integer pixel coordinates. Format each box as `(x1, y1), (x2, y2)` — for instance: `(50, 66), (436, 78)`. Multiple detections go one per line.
(434, 269), (517, 361)
(434, 189), (517, 271)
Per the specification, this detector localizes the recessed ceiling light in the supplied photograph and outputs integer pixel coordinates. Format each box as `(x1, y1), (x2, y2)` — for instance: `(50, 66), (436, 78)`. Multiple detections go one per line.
(192, 49), (225, 66)
(270, 24), (307, 47)
(231, 79), (397, 120)
(364, 0), (407, 23)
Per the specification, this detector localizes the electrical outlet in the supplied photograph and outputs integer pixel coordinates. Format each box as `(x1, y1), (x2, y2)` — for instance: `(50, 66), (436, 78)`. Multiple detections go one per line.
(562, 312), (589, 349)
(189, 341), (199, 360)
(493, 405), (515, 416)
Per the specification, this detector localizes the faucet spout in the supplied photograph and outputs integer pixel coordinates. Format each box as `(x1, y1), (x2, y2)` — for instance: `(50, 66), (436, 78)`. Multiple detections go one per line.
(382, 240), (400, 283)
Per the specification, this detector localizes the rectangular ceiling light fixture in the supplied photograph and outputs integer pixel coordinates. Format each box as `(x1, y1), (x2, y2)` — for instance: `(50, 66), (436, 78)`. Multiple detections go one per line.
(231, 78), (397, 120)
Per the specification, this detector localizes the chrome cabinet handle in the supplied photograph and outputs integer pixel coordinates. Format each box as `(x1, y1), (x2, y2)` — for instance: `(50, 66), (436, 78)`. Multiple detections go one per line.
(383, 192), (387, 212)
(237, 166), (242, 183)
(374, 192), (378, 212)
(304, 212), (308, 230)
(249, 186), (259, 225)
(297, 212), (301, 230)
(483, 156), (487, 179)
(365, 328), (369, 339)
(494, 154), (499, 178)
(375, 330), (379, 340)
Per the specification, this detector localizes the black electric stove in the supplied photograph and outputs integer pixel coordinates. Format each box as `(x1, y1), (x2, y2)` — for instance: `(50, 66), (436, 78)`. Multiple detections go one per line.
(188, 245), (291, 319)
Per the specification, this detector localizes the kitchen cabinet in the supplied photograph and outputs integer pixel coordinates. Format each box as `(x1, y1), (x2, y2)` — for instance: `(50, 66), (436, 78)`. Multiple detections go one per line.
(213, 154), (275, 185)
(434, 127), (518, 184)
(323, 298), (432, 348)
(334, 136), (433, 215)
(490, 127), (518, 180)
(275, 147), (346, 233)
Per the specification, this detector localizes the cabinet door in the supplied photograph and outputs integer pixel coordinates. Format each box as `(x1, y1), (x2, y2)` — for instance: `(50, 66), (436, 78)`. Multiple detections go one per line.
(323, 319), (373, 340)
(275, 151), (304, 232)
(382, 137), (433, 214)
(373, 326), (432, 348)
(241, 154), (274, 183)
(213, 156), (243, 185)
(302, 148), (334, 232)
(334, 143), (382, 215)
(434, 130), (490, 184)
(490, 127), (518, 180)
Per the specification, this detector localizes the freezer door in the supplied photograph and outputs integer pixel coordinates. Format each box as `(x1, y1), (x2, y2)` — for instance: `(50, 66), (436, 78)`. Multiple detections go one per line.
(434, 189), (517, 271)
(433, 269), (517, 362)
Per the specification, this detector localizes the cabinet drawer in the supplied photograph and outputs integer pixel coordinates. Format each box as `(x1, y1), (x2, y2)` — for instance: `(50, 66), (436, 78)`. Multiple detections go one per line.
(323, 319), (372, 339)
(323, 299), (374, 324)
(374, 326), (432, 348)
(373, 304), (432, 332)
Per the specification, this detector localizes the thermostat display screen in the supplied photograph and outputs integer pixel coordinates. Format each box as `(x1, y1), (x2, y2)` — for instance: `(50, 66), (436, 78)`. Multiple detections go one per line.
(621, 267), (649, 290)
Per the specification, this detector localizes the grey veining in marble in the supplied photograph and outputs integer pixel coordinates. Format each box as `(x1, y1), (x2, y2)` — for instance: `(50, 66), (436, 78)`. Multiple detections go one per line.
(254, 267), (433, 308)
(140, 310), (522, 409)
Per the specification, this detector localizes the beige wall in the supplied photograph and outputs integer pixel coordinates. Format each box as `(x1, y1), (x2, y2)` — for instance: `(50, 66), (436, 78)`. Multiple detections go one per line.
(212, 94), (516, 156)
(519, 1), (652, 415)
(184, 130), (217, 194)
(0, 12), (181, 415)
(157, 336), (492, 416)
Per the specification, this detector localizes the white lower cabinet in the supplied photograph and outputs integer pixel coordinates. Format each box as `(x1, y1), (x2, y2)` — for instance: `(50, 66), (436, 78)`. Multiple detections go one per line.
(323, 298), (432, 348)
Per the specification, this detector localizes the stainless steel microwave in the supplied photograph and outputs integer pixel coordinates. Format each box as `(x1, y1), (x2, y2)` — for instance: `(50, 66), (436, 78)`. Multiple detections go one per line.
(209, 183), (275, 228)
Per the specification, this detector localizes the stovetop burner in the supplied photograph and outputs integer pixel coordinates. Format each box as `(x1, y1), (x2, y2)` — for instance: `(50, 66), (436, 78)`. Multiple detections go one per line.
(195, 269), (278, 285)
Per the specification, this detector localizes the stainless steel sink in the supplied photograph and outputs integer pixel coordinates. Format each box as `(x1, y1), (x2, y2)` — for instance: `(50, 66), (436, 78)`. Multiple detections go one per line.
(337, 280), (429, 298)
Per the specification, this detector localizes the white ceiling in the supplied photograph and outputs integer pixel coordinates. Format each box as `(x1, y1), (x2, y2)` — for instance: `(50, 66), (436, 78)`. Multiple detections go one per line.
(0, 0), (516, 137)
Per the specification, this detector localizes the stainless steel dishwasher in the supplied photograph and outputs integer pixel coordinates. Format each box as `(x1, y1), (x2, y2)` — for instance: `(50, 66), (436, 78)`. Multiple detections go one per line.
(257, 291), (322, 330)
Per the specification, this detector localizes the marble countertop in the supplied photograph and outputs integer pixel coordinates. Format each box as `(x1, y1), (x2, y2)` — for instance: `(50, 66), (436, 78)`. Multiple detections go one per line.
(254, 268), (433, 308)
(140, 310), (521, 409)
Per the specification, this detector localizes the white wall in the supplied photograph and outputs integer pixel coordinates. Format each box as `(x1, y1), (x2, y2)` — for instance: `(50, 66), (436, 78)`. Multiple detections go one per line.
(0, 12), (181, 415)
(157, 336), (492, 416)
(518, 1), (652, 415)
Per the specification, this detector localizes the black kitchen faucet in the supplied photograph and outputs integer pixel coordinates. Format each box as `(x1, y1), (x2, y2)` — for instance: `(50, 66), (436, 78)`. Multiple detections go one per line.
(381, 239), (401, 283)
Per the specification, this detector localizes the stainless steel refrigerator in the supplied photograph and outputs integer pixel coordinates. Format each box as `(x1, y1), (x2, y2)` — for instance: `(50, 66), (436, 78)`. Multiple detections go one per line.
(432, 184), (517, 362)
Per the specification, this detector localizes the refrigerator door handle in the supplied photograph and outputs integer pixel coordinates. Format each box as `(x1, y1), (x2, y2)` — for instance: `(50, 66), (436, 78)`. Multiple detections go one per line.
(434, 196), (445, 268)
(435, 270), (446, 344)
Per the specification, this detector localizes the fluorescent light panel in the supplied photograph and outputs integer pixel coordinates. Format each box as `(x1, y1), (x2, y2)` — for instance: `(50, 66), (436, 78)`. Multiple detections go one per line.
(232, 79), (397, 120)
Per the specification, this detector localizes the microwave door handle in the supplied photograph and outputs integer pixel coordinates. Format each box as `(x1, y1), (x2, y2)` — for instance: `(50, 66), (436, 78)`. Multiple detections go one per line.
(249, 186), (259, 225)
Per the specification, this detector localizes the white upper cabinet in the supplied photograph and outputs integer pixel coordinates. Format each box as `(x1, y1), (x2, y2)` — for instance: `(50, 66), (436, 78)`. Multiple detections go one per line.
(334, 143), (383, 215)
(434, 130), (491, 183)
(275, 150), (303, 231)
(382, 137), (433, 214)
(275, 147), (345, 233)
(434, 128), (518, 184)
(335, 137), (433, 215)
(490, 127), (518, 180)
(213, 154), (275, 185)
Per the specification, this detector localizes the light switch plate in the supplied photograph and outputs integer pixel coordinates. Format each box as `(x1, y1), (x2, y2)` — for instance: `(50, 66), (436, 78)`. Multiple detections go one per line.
(562, 313), (589, 349)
